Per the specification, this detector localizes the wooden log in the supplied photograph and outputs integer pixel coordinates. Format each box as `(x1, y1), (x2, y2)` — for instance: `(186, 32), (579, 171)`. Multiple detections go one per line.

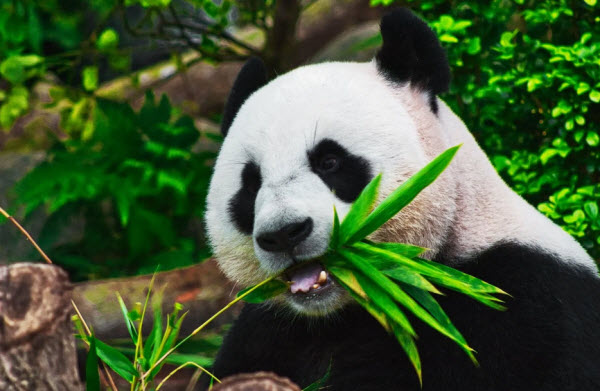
(0, 263), (83, 391)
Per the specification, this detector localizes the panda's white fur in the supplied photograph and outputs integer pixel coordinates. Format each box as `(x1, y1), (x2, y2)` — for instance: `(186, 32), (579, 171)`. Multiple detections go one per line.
(205, 9), (600, 390)
(206, 60), (596, 296)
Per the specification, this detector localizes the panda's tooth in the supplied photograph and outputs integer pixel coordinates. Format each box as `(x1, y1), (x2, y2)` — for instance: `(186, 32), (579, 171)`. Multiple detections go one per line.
(312, 283), (320, 290)
(318, 271), (327, 284)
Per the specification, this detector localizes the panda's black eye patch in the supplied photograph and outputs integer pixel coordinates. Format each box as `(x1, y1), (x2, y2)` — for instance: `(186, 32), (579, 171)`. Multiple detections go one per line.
(318, 154), (340, 173)
(308, 139), (371, 203)
(228, 162), (261, 234)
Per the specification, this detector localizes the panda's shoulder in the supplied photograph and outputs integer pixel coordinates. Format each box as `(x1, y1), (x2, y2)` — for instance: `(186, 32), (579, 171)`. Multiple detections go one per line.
(451, 241), (599, 297)
(444, 241), (600, 345)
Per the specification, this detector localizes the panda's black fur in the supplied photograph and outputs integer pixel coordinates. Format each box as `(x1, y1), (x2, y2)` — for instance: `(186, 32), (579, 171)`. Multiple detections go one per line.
(204, 8), (600, 391)
(210, 243), (600, 390)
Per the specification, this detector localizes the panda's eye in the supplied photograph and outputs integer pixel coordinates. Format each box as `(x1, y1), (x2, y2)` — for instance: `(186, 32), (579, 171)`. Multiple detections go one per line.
(318, 154), (340, 172)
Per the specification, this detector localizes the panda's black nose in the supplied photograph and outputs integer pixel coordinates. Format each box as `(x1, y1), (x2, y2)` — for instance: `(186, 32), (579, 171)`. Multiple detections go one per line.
(256, 218), (313, 253)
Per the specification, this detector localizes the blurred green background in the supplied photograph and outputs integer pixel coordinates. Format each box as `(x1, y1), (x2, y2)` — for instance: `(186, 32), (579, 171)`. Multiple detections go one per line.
(1, 0), (599, 281)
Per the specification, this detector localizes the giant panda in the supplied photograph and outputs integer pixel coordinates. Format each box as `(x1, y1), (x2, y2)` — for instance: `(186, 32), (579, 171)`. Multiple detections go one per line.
(204, 8), (600, 391)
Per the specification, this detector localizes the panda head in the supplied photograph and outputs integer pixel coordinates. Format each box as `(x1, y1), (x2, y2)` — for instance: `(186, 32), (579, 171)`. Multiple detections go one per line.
(206, 9), (459, 316)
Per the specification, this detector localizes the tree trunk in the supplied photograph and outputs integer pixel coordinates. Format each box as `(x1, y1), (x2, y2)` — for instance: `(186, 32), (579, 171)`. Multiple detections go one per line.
(0, 263), (83, 391)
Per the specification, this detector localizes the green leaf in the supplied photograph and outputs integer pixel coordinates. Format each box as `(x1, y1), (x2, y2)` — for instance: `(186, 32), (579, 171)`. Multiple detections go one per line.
(97, 28), (119, 50)
(401, 283), (476, 364)
(352, 271), (416, 336)
(237, 280), (289, 303)
(540, 149), (558, 165)
(584, 202), (599, 219)
(467, 37), (481, 55)
(339, 174), (381, 244)
(82, 66), (98, 91)
(161, 310), (187, 356)
(353, 242), (507, 296)
(586, 132), (599, 147)
(0, 55), (43, 84)
(327, 264), (367, 300)
(86, 338), (101, 391)
(346, 145), (461, 244)
(391, 323), (422, 385)
(94, 337), (137, 382)
(146, 298), (164, 365)
(590, 90), (600, 103)
(165, 353), (213, 367)
(383, 265), (440, 294)
(331, 206), (341, 249)
(440, 34), (459, 43)
(302, 362), (332, 391)
(576, 82), (590, 95)
(116, 293), (137, 343)
(368, 241), (428, 258)
(339, 248), (473, 351)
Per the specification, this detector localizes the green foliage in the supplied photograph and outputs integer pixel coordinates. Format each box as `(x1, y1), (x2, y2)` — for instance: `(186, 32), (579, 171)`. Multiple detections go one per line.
(0, 0), (267, 131)
(373, 0), (600, 259)
(13, 92), (216, 279)
(74, 277), (218, 390)
(244, 146), (507, 382)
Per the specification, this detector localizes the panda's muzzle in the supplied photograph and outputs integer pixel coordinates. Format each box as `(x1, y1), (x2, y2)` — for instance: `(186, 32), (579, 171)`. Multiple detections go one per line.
(256, 218), (313, 253)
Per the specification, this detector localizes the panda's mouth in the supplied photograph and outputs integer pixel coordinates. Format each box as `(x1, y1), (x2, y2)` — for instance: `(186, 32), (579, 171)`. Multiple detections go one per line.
(285, 261), (333, 294)
(277, 261), (349, 315)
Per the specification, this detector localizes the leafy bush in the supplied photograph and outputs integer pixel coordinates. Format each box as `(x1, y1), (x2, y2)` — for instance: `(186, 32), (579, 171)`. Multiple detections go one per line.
(13, 92), (218, 279)
(373, 0), (600, 259)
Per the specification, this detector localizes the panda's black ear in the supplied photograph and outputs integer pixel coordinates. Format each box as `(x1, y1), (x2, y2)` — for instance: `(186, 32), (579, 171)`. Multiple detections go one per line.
(375, 8), (450, 113)
(221, 57), (268, 137)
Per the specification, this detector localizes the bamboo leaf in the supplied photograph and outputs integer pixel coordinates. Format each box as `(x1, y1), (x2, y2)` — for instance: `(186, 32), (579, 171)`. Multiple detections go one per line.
(165, 353), (213, 367)
(148, 299), (164, 365)
(94, 337), (138, 382)
(340, 174), (382, 244)
(401, 283), (477, 364)
(162, 311), (188, 355)
(340, 248), (472, 352)
(368, 241), (428, 258)
(327, 264), (367, 299)
(237, 279), (289, 303)
(383, 266), (441, 294)
(391, 323), (422, 386)
(352, 242), (449, 285)
(302, 361), (332, 391)
(417, 258), (508, 295)
(330, 206), (341, 250)
(353, 271), (416, 336)
(116, 292), (137, 343)
(346, 145), (461, 244)
(86, 337), (101, 391)
(334, 275), (391, 332)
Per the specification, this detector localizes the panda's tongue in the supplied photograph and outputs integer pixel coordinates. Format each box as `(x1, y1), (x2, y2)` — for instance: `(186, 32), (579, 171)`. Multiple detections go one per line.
(289, 263), (323, 294)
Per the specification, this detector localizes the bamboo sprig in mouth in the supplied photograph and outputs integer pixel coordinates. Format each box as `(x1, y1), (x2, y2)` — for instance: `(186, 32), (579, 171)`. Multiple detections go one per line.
(237, 145), (508, 384)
